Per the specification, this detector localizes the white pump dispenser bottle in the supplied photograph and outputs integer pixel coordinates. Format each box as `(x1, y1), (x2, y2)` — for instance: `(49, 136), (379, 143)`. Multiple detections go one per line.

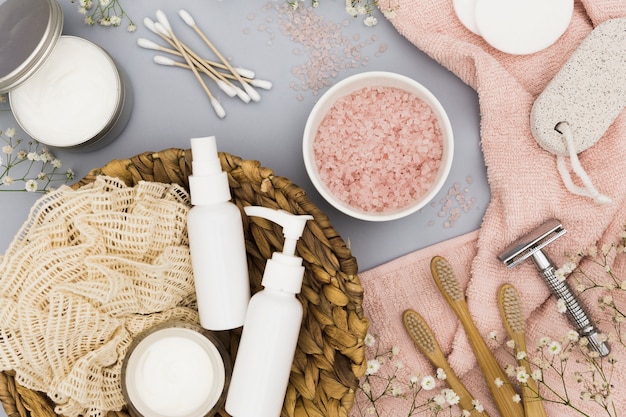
(187, 136), (250, 331)
(225, 206), (313, 417)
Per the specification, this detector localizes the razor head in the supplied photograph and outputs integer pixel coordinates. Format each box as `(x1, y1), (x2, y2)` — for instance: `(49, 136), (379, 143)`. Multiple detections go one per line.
(498, 219), (565, 268)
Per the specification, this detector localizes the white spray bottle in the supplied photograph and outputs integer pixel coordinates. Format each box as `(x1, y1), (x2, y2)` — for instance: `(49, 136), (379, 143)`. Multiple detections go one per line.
(187, 136), (250, 331)
(225, 206), (313, 417)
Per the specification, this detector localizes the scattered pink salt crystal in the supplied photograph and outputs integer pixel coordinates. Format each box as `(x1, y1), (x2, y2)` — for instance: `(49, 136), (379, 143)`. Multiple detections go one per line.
(313, 86), (444, 214)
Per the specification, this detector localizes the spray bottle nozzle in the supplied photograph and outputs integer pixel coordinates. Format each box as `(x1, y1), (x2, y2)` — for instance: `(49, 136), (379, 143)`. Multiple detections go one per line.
(244, 206), (312, 256)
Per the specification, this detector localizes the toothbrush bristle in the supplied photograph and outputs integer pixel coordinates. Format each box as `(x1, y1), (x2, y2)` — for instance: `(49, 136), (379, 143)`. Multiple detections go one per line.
(500, 285), (525, 333)
(432, 256), (464, 301)
(403, 310), (436, 354)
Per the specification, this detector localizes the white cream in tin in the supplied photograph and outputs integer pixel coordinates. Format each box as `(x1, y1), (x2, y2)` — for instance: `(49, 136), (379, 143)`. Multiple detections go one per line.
(122, 323), (230, 417)
(10, 36), (123, 148)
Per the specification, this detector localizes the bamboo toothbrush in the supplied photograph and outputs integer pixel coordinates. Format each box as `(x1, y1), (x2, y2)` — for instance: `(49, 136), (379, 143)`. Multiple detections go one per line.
(430, 256), (525, 417)
(403, 309), (489, 417)
(498, 284), (548, 417)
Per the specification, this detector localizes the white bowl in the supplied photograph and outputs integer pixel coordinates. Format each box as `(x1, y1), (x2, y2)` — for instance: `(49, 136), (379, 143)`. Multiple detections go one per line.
(303, 71), (454, 222)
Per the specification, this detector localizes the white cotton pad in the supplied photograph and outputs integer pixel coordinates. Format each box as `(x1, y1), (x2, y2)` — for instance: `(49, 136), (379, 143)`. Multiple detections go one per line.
(474, 0), (574, 55)
(531, 17), (626, 155)
(452, 0), (480, 35)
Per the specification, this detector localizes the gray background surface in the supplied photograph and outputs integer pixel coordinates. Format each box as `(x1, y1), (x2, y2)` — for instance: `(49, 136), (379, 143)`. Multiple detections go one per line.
(0, 1), (488, 415)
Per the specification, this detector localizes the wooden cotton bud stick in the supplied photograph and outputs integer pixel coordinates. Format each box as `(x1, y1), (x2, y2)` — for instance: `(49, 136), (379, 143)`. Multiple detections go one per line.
(179, 9), (261, 102)
(153, 55), (238, 98)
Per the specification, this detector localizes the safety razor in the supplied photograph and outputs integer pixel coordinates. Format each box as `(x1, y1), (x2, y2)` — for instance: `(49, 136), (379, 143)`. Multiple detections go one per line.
(498, 219), (610, 357)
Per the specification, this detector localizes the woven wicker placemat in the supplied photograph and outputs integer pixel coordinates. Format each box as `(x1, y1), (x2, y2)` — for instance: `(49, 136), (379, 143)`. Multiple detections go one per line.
(0, 148), (368, 417)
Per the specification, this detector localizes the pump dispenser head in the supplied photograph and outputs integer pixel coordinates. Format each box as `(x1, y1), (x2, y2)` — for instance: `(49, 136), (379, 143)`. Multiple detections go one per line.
(244, 207), (313, 293)
(188, 136), (231, 206)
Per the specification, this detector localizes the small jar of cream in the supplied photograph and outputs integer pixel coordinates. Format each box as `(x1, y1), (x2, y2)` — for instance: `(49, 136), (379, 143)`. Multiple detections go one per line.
(122, 322), (231, 417)
(0, 0), (132, 150)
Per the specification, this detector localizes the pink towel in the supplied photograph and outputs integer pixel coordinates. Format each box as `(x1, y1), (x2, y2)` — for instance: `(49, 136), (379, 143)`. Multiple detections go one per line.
(353, 1), (626, 415)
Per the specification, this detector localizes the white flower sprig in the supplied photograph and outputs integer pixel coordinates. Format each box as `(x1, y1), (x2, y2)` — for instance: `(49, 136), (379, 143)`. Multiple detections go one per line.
(287, 0), (398, 26)
(0, 126), (75, 193)
(71, 0), (136, 32)
(354, 333), (485, 416)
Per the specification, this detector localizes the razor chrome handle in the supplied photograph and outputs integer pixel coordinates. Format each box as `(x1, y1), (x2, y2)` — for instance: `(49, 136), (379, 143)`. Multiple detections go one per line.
(532, 250), (610, 357)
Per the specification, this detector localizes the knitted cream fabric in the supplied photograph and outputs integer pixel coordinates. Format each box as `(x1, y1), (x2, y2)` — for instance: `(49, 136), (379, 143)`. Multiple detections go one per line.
(0, 176), (199, 417)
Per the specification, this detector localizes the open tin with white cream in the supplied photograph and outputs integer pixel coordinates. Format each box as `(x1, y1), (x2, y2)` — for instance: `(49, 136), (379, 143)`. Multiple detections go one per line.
(122, 322), (231, 417)
(0, 0), (132, 150)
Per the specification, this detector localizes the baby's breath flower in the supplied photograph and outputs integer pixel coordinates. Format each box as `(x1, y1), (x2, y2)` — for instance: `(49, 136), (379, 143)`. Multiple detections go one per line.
(433, 393), (446, 406)
(473, 399), (484, 412)
(110, 15), (122, 26)
(443, 388), (460, 405)
(516, 350), (527, 360)
(548, 341), (562, 355)
(0, 127), (73, 192)
(382, 8), (396, 19)
(495, 377), (504, 387)
(566, 329), (579, 341)
(24, 179), (38, 192)
(489, 330), (498, 340)
(421, 375), (436, 390)
(506, 339), (516, 349)
(389, 383), (403, 397)
(363, 16), (377, 26)
(512, 394), (521, 403)
(516, 369), (529, 384)
(531, 369), (542, 380)
(365, 359), (380, 375)
(436, 368), (447, 380)
(556, 298), (567, 313)
(391, 346), (400, 355)
(364, 333), (376, 347)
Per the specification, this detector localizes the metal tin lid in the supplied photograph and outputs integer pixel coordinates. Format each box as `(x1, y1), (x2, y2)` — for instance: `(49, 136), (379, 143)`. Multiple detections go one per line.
(0, 0), (63, 93)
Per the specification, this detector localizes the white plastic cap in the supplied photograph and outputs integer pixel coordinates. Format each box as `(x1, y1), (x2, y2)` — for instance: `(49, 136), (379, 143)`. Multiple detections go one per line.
(189, 136), (231, 205)
(244, 207), (313, 293)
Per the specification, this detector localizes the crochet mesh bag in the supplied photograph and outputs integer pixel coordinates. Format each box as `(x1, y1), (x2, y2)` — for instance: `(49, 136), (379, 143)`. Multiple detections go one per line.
(0, 148), (368, 417)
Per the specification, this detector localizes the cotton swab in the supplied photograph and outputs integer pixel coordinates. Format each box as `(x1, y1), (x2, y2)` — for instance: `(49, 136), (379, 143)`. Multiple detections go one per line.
(152, 11), (225, 118)
(137, 37), (255, 79)
(178, 9), (261, 102)
(145, 17), (251, 103)
(153, 55), (238, 98)
(219, 72), (273, 90)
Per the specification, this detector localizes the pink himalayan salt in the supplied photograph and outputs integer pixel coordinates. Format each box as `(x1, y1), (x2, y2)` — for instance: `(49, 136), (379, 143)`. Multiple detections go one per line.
(313, 86), (444, 213)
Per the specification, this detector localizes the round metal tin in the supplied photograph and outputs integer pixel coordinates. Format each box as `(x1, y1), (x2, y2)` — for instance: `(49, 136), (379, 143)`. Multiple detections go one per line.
(0, 0), (63, 94)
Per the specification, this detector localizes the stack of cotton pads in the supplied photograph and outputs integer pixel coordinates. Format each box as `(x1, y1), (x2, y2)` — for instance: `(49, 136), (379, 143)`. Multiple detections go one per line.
(453, 0), (574, 55)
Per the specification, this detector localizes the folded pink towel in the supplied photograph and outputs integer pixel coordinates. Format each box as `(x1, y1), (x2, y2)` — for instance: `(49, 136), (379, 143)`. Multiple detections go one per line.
(353, 1), (626, 415)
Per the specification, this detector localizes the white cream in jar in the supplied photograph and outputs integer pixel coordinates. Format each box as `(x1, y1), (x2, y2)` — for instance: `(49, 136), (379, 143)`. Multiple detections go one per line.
(10, 36), (128, 149)
(122, 323), (230, 417)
